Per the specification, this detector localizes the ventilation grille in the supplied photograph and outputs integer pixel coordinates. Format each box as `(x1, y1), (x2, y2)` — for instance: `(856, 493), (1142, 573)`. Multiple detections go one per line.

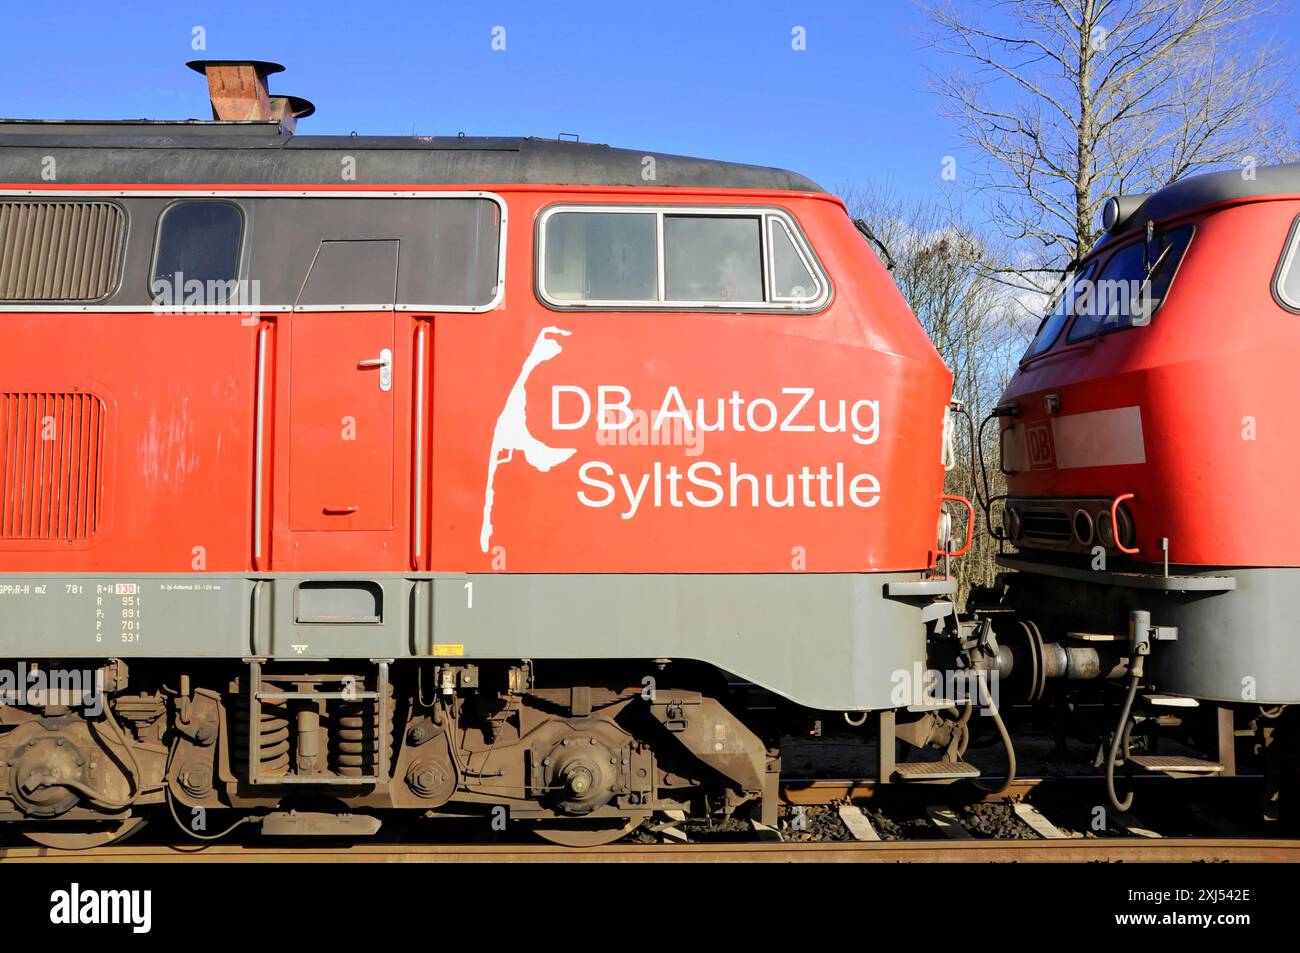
(0, 201), (125, 301)
(1021, 509), (1072, 544)
(0, 393), (104, 540)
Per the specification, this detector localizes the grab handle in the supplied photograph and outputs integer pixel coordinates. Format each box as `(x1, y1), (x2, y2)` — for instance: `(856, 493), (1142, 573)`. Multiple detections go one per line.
(942, 494), (974, 557)
(1110, 493), (1139, 555)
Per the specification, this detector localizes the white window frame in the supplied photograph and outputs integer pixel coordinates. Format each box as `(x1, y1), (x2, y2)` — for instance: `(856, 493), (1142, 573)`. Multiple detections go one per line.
(1274, 214), (1300, 312)
(766, 214), (825, 304)
(0, 188), (508, 313)
(536, 204), (831, 312)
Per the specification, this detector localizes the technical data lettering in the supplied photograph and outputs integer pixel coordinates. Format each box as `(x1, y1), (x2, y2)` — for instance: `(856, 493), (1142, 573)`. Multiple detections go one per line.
(0, 584), (47, 597)
(94, 582), (142, 645)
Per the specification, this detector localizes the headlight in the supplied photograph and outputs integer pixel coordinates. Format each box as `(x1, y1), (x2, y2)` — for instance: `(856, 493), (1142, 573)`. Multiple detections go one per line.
(1072, 509), (1095, 546)
(1096, 505), (1135, 549)
(1102, 197), (1121, 231)
(1002, 506), (1021, 541)
(1095, 510), (1115, 546)
(1100, 195), (1147, 234)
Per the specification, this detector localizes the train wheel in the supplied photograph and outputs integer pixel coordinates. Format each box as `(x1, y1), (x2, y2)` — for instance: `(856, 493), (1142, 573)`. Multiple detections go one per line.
(530, 814), (643, 848)
(20, 813), (149, 850)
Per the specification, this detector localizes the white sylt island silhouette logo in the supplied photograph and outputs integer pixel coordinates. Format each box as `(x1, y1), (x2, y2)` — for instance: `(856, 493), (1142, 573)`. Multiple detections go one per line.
(480, 327), (577, 552)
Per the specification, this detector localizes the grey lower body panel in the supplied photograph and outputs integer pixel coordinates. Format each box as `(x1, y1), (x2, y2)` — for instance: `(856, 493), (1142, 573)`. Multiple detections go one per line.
(1004, 561), (1300, 704)
(0, 571), (943, 712)
(1151, 567), (1300, 703)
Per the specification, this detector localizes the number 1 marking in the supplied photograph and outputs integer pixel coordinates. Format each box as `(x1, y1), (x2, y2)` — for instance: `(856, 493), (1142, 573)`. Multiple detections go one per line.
(465, 581), (473, 609)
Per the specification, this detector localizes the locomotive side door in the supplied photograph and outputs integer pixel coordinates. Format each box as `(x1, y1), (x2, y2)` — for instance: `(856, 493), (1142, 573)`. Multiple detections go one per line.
(277, 239), (405, 566)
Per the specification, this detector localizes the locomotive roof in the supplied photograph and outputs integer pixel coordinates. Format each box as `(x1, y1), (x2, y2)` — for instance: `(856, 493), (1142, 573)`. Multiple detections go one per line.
(1100, 161), (1300, 248)
(0, 120), (823, 192)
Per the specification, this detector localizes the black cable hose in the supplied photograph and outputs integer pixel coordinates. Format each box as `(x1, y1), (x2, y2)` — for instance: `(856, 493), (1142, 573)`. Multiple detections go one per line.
(951, 404), (1005, 546)
(166, 789), (254, 842)
(1106, 672), (1142, 813)
(975, 412), (1004, 541)
(81, 701), (144, 811)
(971, 670), (1016, 795)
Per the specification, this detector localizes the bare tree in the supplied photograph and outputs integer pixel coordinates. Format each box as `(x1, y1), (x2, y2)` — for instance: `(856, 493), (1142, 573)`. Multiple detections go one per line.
(844, 184), (1026, 592)
(925, 0), (1294, 280)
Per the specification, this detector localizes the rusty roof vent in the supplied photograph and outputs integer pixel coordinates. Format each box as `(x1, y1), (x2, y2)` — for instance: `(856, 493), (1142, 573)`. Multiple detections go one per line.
(186, 60), (315, 131)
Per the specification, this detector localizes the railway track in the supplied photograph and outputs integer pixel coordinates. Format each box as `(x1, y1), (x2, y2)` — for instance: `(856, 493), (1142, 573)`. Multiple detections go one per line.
(0, 838), (1295, 863)
(779, 777), (1048, 803)
(0, 773), (1292, 861)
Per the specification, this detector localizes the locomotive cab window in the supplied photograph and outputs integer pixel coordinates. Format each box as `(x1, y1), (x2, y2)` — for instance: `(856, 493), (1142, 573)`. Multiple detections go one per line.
(769, 216), (822, 302)
(538, 205), (829, 311)
(1275, 215), (1300, 311)
(150, 201), (244, 306)
(543, 211), (658, 302)
(665, 214), (763, 302)
(1021, 261), (1098, 362)
(1066, 225), (1193, 342)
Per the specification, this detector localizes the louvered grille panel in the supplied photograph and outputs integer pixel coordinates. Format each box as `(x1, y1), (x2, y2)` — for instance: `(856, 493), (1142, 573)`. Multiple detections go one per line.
(0, 392), (104, 540)
(0, 201), (125, 301)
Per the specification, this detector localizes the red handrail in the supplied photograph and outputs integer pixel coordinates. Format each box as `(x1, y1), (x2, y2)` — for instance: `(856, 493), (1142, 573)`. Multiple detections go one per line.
(942, 494), (975, 557)
(1110, 493), (1139, 554)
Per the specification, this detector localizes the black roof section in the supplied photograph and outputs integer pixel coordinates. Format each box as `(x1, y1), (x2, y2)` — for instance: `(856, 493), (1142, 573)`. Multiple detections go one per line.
(1099, 161), (1300, 249)
(0, 120), (823, 192)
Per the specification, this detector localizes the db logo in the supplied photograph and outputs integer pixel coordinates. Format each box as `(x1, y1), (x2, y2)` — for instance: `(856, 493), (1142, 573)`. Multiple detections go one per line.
(1026, 423), (1055, 469)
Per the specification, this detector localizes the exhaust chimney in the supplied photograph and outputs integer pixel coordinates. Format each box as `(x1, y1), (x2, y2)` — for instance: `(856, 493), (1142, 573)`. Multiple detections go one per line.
(186, 60), (314, 125)
(267, 94), (316, 134)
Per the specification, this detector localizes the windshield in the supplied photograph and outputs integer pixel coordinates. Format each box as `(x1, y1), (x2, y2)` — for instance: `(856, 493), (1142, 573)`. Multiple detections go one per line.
(1067, 225), (1194, 342)
(1021, 261), (1097, 362)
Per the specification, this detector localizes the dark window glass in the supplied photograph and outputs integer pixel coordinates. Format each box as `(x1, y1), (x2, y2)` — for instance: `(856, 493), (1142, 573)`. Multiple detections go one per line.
(151, 202), (243, 305)
(544, 211), (657, 302)
(1067, 225), (1193, 342)
(770, 219), (820, 301)
(665, 215), (763, 302)
(1022, 262), (1098, 361)
(423, 198), (501, 306)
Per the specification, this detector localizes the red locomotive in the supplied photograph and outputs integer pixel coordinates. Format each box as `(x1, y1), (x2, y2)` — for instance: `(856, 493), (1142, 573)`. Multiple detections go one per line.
(986, 166), (1300, 814)
(0, 61), (966, 846)
(5, 60), (1287, 847)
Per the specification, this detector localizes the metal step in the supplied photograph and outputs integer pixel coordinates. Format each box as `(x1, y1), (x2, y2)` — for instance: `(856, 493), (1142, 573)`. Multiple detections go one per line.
(894, 760), (981, 782)
(1142, 694), (1199, 708)
(1067, 631), (1122, 642)
(1129, 755), (1224, 776)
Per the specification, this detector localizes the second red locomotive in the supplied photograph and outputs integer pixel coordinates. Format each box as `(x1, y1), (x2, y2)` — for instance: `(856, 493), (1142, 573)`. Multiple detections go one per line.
(985, 163), (1300, 813)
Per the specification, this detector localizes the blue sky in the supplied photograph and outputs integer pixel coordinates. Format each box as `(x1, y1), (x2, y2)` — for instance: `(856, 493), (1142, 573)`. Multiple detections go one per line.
(2, 0), (1297, 201)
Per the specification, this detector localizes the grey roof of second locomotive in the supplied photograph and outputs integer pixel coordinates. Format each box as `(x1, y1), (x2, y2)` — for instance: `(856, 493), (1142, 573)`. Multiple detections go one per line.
(1100, 160), (1300, 248)
(0, 120), (824, 192)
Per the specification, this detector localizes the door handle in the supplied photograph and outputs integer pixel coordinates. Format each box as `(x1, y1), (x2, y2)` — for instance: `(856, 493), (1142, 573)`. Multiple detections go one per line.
(322, 505), (358, 515)
(358, 348), (393, 392)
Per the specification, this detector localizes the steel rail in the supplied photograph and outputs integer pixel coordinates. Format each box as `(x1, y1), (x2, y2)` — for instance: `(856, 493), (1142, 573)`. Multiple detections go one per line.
(779, 773), (1263, 805)
(1, 838), (1296, 863)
